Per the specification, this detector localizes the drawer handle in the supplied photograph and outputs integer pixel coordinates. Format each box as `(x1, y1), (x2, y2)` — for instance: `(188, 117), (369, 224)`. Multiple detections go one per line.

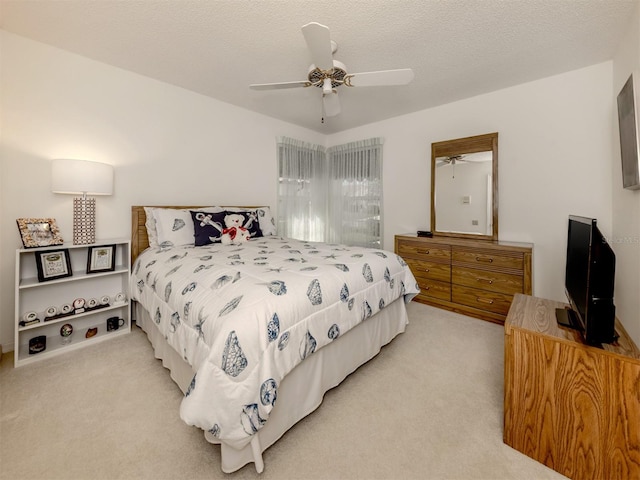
(476, 297), (494, 305)
(418, 249), (430, 255)
(476, 256), (493, 263)
(477, 278), (493, 285)
(424, 268), (430, 273)
(424, 286), (430, 291)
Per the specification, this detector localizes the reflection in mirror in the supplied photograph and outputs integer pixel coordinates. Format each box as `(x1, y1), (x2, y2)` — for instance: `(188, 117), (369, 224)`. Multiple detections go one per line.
(431, 133), (498, 240)
(434, 151), (493, 234)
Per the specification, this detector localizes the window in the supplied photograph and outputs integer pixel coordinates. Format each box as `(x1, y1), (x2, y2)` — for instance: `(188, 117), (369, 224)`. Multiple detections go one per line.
(276, 137), (327, 242)
(327, 138), (383, 248)
(277, 137), (383, 247)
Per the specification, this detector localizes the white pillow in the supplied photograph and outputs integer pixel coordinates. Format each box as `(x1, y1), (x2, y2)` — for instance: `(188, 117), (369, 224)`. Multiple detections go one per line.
(223, 206), (276, 236)
(143, 207), (159, 248)
(256, 207), (277, 236)
(149, 207), (223, 248)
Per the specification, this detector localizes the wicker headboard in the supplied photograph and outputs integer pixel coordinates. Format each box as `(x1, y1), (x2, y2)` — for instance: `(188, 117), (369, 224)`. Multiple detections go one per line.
(131, 205), (260, 264)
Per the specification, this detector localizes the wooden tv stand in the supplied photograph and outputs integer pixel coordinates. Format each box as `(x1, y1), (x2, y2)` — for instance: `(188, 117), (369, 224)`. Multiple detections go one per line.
(504, 294), (640, 479)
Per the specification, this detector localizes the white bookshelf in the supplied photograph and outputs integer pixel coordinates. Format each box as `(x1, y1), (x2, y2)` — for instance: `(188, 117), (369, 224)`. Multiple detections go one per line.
(14, 239), (131, 367)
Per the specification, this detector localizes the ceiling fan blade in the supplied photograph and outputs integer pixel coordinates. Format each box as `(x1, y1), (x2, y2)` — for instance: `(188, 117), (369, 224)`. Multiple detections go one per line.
(302, 22), (334, 71)
(323, 92), (341, 117)
(346, 68), (415, 87)
(249, 80), (309, 90)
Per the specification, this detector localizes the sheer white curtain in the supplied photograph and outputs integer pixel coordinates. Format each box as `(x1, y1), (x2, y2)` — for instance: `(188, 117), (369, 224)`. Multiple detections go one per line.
(276, 137), (327, 241)
(277, 136), (383, 247)
(327, 138), (383, 248)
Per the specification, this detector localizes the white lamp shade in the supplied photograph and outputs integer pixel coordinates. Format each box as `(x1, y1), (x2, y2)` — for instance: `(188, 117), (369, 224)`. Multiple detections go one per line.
(51, 159), (114, 195)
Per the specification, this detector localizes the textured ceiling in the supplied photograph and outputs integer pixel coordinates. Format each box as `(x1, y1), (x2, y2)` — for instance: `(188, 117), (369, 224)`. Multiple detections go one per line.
(1, 0), (638, 134)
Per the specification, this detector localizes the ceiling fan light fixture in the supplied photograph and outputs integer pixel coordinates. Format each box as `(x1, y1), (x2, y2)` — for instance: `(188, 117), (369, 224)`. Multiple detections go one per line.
(307, 60), (348, 90)
(322, 77), (333, 94)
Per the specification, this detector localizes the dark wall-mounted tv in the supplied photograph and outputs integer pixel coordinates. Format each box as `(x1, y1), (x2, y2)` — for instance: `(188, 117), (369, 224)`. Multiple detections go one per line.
(617, 73), (640, 190)
(556, 215), (617, 346)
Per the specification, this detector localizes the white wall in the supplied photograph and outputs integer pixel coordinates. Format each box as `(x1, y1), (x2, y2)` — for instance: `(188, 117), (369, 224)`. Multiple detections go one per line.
(329, 62), (614, 310)
(612, 4), (640, 346)
(0, 31), (325, 351)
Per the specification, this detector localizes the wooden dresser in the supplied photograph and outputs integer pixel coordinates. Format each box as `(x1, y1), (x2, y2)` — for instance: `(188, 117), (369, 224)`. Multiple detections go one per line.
(394, 234), (532, 324)
(504, 294), (640, 479)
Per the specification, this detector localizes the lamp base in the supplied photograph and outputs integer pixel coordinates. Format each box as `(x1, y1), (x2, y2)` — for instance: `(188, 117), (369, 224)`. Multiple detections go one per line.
(73, 197), (96, 245)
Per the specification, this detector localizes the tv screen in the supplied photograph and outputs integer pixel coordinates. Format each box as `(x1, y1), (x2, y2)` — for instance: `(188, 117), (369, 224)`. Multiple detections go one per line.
(565, 218), (591, 323)
(617, 74), (640, 190)
(558, 215), (616, 345)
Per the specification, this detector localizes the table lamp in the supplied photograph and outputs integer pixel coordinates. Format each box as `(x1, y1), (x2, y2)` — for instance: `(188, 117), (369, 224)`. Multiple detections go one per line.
(51, 159), (114, 245)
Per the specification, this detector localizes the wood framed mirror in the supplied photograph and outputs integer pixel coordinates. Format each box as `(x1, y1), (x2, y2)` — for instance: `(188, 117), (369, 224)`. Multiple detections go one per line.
(430, 132), (498, 241)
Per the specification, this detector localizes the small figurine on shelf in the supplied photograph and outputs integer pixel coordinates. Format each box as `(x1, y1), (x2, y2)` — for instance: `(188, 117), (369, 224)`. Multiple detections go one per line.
(19, 311), (40, 327)
(44, 306), (58, 320)
(86, 298), (99, 310)
(60, 323), (73, 345)
(72, 298), (86, 314)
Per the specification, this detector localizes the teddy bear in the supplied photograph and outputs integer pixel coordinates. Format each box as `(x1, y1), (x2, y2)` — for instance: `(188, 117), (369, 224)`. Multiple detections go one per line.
(221, 213), (251, 245)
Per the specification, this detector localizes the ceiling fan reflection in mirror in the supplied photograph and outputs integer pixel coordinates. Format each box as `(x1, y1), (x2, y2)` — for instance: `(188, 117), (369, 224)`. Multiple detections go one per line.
(436, 155), (468, 167)
(436, 151), (492, 167)
(435, 151), (492, 178)
(249, 22), (414, 121)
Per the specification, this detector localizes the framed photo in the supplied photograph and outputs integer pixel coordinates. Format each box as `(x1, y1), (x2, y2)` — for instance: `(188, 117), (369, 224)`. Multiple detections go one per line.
(17, 218), (64, 248)
(35, 249), (72, 282)
(87, 244), (116, 274)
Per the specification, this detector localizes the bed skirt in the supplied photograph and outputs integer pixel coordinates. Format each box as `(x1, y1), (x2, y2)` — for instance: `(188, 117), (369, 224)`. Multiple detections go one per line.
(134, 298), (409, 473)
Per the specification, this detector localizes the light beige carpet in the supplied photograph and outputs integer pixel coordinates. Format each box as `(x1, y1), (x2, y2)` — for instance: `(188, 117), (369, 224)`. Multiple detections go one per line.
(0, 302), (567, 480)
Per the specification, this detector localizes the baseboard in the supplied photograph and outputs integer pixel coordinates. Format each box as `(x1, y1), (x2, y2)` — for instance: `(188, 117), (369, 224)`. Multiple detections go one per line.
(0, 342), (14, 356)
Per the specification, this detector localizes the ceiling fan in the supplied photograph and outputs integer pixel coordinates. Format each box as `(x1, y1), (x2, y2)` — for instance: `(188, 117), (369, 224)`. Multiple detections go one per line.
(249, 22), (414, 119)
(436, 155), (468, 167)
(436, 151), (493, 167)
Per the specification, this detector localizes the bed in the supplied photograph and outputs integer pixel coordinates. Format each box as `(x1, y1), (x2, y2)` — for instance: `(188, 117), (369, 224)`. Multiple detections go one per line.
(129, 205), (419, 473)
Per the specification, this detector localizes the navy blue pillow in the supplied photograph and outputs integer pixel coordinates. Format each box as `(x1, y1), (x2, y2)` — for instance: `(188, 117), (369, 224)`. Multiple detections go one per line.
(224, 210), (263, 238)
(191, 211), (228, 246)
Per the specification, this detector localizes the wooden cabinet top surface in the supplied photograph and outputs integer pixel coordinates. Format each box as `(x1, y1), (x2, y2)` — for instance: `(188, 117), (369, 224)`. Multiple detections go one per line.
(506, 294), (640, 361)
(395, 234), (533, 252)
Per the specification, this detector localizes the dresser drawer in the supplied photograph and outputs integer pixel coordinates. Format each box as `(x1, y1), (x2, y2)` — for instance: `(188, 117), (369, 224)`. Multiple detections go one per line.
(452, 248), (523, 271)
(416, 278), (451, 301)
(452, 285), (513, 315)
(452, 266), (523, 295)
(406, 259), (450, 282)
(397, 240), (451, 262)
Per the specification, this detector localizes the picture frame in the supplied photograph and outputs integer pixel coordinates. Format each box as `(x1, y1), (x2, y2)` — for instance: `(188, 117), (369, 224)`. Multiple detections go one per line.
(86, 244), (116, 274)
(16, 218), (64, 248)
(35, 249), (73, 282)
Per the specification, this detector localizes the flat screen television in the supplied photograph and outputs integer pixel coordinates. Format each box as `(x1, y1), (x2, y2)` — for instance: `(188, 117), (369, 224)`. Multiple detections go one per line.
(556, 215), (617, 346)
(617, 74), (640, 190)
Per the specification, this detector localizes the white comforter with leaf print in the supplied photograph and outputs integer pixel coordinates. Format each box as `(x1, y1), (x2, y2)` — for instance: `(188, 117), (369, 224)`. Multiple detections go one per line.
(130, 236), (419, 449)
